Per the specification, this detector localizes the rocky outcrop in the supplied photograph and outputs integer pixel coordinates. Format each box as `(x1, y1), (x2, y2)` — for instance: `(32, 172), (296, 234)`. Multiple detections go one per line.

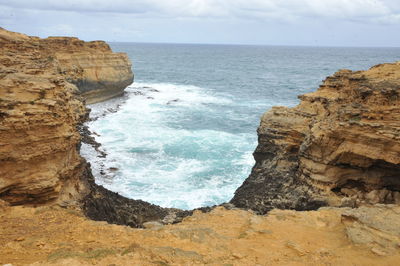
(0, 28), (89, 205)
(231, 62), (400, 213)
(81, 164), (192, 227)
(0, 28), (186, 228)
(1, 204), (400, 265)
(0, 28), (132, 206)
(342, 204), (400, 256)
(0, 28), (133, 104)
(43, 37), (133, 104)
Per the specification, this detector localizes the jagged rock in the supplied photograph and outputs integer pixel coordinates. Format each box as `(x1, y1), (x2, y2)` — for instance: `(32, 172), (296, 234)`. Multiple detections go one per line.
(0, 28), (89, 205)
(0, 27), (193, 228)
(82, 164), (192, 228)
(0, 27), (136, 211)
(231, 62), (400, 213)
(0, 28), (133, 104)
(142, 221), (164, 229)
(341, 204), (400, 255)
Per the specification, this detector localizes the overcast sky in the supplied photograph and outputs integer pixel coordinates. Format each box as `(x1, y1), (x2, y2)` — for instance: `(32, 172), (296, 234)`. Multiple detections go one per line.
(1, 0), (399, 46)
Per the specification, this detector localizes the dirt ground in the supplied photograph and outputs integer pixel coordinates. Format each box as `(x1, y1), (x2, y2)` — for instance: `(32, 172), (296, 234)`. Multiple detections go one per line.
(0, 204), (398, 265)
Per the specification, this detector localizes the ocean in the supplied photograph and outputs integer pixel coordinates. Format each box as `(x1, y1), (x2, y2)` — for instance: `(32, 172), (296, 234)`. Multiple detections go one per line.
(81, 43), (400, 210)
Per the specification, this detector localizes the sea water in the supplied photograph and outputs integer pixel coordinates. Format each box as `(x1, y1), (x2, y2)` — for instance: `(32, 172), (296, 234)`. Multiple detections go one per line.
(81, 44), (400, 210)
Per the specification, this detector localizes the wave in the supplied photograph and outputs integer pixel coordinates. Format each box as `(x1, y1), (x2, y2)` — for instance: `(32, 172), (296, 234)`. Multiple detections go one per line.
(82, 82), (256, 209)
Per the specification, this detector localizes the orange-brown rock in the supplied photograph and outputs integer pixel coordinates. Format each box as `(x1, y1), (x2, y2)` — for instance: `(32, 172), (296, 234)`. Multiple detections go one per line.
(43, 37), (133, 104)
(0, 28), (187, 227)
(0, 204), (399, 265)
(0, 28), (90, 206)
(0, 28), (133, 206)
(232, 62), (400, 213)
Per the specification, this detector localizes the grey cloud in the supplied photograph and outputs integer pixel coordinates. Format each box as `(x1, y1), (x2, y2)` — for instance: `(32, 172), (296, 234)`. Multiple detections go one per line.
(0, 0), (399, 23)
(0, 0), (399, 46)
(0, 0), (154, 14)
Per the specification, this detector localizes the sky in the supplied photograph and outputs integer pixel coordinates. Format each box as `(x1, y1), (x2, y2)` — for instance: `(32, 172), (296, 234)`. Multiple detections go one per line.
(0, 0), (399, 46)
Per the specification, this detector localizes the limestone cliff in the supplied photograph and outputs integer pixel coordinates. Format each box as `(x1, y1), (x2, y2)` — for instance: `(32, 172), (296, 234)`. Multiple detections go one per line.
(231, 62), (400, 213)
(43, 37), (133, 104)
(0, 28), (187, 227)
(0, 28), (89, 205)
(1, 28), (400, 263)
(0, 28), (134, 205)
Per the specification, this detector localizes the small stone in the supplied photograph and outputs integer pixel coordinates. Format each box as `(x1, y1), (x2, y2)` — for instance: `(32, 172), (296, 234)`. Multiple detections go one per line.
(285, 241), (306, 256)
(257, 229), (273, 234)
(365, 190), (380, 204)
(371, 247), (388, 256)
(36, 241), (45, 247)
(341, 188), (357, 196)
(393, 191), (400, 204)
(14, 237), (24, 242)
(231, 253), (244, 259)
(143, 221), (163, 230)
(341, 197), (356, 208)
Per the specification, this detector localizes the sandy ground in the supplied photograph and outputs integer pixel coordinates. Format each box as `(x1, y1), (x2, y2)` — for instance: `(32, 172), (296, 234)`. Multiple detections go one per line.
(1, 204), (399, 266)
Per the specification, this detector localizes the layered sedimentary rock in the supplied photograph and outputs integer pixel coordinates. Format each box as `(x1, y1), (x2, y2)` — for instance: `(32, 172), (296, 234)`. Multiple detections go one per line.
(0, 28), (89, 205)
(0, 28), (187, 227)
(232, 62), (400, 213)
(0, 28), (133, 206)
(44, 37), (133, 104)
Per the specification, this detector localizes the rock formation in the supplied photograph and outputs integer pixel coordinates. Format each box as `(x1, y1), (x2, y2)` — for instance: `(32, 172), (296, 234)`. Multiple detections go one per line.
(1, 27), (400, 263)
(0, 28), (89, 206)
(231, 62), (400, 213)
(45, 37), (133, 104)
(1, 204), (399, 265)
(0, 28), (186, 227)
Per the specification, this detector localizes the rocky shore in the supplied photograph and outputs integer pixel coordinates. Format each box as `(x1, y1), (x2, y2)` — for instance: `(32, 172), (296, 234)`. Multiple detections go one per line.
(0, 28), (189, 227)
(0, 28), (399, 264)
(231, 63), (400, 213)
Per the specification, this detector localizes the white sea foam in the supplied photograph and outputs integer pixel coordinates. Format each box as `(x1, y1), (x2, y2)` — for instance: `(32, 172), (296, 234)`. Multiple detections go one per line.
(82, 82), (255, 209)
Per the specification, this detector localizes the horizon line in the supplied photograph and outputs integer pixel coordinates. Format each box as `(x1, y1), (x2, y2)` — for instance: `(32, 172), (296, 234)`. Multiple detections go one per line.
(105, 40), (400, 49)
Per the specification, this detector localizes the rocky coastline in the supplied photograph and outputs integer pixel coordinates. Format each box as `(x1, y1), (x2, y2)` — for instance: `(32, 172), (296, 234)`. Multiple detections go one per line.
(1, 28), (399, 264)
(231, 63), (400, 213)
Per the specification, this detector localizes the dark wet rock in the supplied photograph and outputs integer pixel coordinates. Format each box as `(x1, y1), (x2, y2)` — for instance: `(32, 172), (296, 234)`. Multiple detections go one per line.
(133, 91), (145, 96)
(81, 165), (192, 228)
(78, 124), (107, 158)
(167, 99), (180, 105)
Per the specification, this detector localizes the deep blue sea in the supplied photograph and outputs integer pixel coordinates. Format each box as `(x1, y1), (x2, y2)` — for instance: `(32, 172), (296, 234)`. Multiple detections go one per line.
(81, 43), (400, 210)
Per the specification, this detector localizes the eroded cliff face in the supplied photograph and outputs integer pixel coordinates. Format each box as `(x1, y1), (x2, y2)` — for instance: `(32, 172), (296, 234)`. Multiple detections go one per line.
(43, 37), (134, 104)
(0, 28), (89, 205)
(231, 62), (400, 213)
(0, 28), (188, 227)
(0, 28), (133, 205)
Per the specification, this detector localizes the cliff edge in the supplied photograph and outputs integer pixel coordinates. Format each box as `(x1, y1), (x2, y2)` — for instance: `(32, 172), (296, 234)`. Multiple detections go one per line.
(0, 28), (135, 206)
(1, 27), (400, 263)
(0, 28), (89, 205)
(45, 37), (134, 104)
(0, 28), (188, 227)
(231, 62), (400, 213)
(0, 28), (134, 104)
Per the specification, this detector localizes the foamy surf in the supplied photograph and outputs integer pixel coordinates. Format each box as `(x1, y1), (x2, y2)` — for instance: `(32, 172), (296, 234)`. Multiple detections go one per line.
(82, 82), (256, 209)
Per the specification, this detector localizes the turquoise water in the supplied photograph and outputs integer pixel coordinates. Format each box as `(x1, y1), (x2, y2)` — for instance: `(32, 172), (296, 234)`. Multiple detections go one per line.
(82, 44), (400, 209)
